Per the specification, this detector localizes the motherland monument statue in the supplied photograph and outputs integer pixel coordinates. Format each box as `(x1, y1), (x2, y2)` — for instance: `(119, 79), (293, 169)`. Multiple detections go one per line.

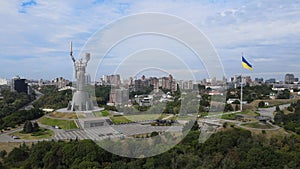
(67, 41), (94, 111)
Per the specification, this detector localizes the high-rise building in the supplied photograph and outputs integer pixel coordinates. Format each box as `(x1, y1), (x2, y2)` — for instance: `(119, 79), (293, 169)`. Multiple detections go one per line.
(133, 79), (143, 91)
(244, 76), (252, 84)
(153, 78), (159, 93)
(129, 77), (134, 86)
(11, 76), (28, 93)
(108, 74), (121, 86)
(285, 74), (295, 84)
(52, 77), (70, 89)
(160, 77), (169, 89)
(254, 78), (264, 84)
(109, 88), (129, 105)
(102, 75), (108, 83)
(99, 75), (121, 86)
(265, 78), (276, 84)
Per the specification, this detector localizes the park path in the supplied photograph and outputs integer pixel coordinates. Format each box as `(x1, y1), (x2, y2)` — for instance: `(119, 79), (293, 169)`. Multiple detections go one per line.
(162, 114), (174, 120)
(257, 104), (290, 121)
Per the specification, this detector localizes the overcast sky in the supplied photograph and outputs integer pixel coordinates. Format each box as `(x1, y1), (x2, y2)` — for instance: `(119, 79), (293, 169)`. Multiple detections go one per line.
(1, 0), (300, 81)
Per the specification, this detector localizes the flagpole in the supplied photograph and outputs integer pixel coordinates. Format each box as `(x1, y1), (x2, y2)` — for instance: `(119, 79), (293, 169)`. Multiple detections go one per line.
(240, 52), (244, 112)
(240, 75), (243, 112)
(240, 52), (252, 112)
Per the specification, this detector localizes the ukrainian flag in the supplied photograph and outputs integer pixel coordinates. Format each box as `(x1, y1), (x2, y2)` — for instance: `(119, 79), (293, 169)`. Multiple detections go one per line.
(242, 56), (253, 70)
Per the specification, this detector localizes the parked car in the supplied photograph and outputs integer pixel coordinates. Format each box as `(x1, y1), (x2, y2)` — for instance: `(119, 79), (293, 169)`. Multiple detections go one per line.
(12, 135), (20, 139)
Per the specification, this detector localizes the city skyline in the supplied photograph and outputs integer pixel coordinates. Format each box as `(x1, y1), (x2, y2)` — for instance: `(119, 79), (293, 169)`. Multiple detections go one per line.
(1, 1), (300, 80)
(2, 73), (300, 88)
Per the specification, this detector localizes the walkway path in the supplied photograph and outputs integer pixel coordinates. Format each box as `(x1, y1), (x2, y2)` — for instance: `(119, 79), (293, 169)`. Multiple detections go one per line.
(257, 104), (290, 121)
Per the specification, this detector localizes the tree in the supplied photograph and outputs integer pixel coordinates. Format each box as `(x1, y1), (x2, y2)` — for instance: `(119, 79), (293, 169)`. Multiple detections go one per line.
(33, 121), (39, 132)
(3, 127), (300, 169)
(274, 111), (284, 125)
(0, 150), (7, 159)
(258, 101), (265, 108)
(276, 105), (280, 112)
(23, 121), (33, 133)
(198, 84), (205, 91)
(150, 131), (159, 137)
(287, 106), (294, 112)
(224, 104), (233, 112)
(232, 100), (240, 104)
(191, 121), (199, 131)
(235, 104), (239, 111)
(4, 147), (29, 168)
(277, 89), (290, 99)
(74, 161), (101, 169)
(33, 88), (72, 109)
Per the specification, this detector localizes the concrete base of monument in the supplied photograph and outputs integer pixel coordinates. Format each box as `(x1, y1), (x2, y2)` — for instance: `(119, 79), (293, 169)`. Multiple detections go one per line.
(56, 107), (104, 114)
(77, 116), (112, 129)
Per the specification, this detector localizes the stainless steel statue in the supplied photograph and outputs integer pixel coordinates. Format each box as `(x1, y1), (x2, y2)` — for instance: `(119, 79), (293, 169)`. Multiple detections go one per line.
(68, 41), (94, 111)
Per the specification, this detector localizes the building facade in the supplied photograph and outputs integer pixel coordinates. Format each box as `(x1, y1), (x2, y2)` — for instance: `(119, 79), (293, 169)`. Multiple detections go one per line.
(11, 76), (28, 94)
(285, 74), (295, 84)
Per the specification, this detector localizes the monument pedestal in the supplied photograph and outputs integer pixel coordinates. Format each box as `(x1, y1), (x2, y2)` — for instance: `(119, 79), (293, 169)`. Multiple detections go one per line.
(68, 90), (93, 111)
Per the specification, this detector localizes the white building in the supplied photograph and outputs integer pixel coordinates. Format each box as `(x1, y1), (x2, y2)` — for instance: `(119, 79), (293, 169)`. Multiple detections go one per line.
(0, 78), (8, 85)
(227, 98), (240, 104)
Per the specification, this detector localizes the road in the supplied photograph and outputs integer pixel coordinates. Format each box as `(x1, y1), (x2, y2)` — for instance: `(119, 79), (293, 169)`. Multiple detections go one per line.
(0, 89), (49, 142)
(257, 104), (290, 121)
(22, 89), (44, 110)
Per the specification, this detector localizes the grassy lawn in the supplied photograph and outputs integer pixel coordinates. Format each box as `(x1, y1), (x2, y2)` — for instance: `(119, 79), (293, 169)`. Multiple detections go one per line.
(199, 112), (209, 117)
(250, 128), (291, 139)
(221, 110), (259, 120)
(110, 116), (132, 124)
(241, 122), (274, 129)
(240, 110), (260, 116)
(250, 98), (300, 108)
(93, 110), (110, 117)
(221, 114), (237, 120)
(282, 109), (294, 115)
(48, 112), (77, 119)
(38, 116), (77, 130)
(110, 114), (169, 124)
(9, 128), (54, 140)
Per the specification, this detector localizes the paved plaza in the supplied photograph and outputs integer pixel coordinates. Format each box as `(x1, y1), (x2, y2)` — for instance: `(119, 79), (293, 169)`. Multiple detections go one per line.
(55, 124), (182, 141)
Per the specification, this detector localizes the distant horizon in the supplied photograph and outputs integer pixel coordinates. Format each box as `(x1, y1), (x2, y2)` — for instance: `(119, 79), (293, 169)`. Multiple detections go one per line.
(1, 71), (299, 83)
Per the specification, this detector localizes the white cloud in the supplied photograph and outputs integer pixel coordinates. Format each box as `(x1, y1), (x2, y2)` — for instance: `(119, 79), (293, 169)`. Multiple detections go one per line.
(0, 0), (300, 80)
(253, 58), (275, 62)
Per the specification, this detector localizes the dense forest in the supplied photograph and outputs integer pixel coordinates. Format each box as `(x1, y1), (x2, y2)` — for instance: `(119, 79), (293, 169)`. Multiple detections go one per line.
(33, 85), (111, 109)
(226, 84), (273, 103)
(33, 86), (72, 110)
(274, 100), (300, 134)
(95, 85), (111, 106)
(1, 126), (300, 169)
(0, 89), (40, 130)
(0, 108), (43, 130)
(0, 89), (34, 118)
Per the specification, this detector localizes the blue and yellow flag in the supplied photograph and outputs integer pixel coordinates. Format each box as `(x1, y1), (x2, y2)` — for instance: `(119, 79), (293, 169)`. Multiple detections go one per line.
(242, 56), (253, 70)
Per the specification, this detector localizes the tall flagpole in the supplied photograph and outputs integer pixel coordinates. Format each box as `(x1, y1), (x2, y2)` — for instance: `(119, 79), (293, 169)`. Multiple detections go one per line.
(240, 75), (243, 112)
(240, 52), (244, 112)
